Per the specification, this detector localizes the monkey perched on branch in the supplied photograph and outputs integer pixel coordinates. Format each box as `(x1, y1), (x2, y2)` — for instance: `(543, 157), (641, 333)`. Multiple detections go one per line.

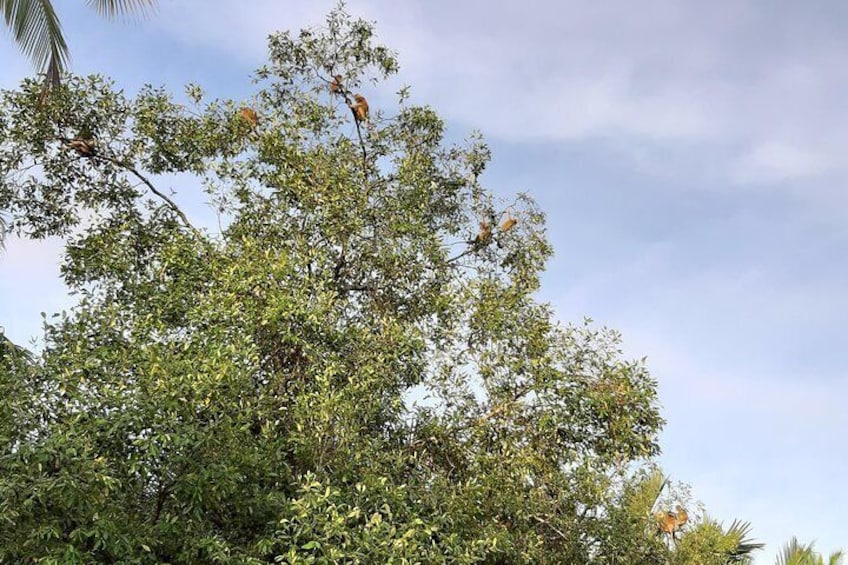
(66, 138), (96, 157)
(468, 211), (517, 249)
(655, 505), (688, 541)
(499, 214), (517, 232)
(330, 74), (344, 95)
(239, 107), (258, 128)
(472, 220), (493, 246)
(350, 93), (369, 123)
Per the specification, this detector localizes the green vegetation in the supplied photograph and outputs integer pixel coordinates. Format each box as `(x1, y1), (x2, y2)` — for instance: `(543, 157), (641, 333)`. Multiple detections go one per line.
(0, 5), (836, 563)
(777, 538), (844, 565)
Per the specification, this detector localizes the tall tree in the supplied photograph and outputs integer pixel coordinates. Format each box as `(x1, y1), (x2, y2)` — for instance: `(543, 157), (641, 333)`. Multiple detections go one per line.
(0, 6), (762, 563)
(1, 0), (157, 87)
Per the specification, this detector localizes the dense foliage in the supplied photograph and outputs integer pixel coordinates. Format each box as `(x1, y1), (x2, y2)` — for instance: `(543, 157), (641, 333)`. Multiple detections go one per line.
(0, 7), (766, 564)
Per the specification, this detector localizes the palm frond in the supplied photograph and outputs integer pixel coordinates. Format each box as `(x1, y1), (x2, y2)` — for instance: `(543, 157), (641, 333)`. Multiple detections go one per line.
(725, 519), (765, 563)
(826, 551), (846, 565)
(1, 0), (68, 85)
(622, 467), (670, 527)
(640, 468), (670, 514)
(777, 538), (846, 565)
(85, 0), (157, 21)
(777, 537), (813, 565)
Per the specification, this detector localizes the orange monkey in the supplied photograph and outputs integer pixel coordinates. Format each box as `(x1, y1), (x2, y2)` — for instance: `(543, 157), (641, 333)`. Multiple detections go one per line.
(474, 220), (493, 245)
(239, 107), (258, 128)
(499, 214), (517, 232)
(655, 505), (688, 541)
(67, 138), (95, 157)
(350, 93), (369, 123)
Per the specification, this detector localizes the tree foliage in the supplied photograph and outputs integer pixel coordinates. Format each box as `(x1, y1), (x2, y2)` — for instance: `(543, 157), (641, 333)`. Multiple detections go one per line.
(0, 6), (762, 563)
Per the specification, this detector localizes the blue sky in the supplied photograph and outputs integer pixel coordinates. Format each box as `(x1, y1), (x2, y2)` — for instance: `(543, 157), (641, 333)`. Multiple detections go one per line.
(2, 1), (846, 560)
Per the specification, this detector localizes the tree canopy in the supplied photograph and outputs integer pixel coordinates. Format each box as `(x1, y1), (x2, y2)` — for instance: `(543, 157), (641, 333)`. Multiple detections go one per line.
(0, 6), (767, 563)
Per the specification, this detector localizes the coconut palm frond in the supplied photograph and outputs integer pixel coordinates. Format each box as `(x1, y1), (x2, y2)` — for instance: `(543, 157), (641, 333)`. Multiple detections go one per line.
(725, 519), (765, 563)
(3, 0), (159, 88)
(1, 0), (68, 86)
(825, 551), (846, 565)
(85, 0), (157, 21)
(776, 538), (845, 565)
(777, 537), (814, 565)
(646, 469), (671, 511)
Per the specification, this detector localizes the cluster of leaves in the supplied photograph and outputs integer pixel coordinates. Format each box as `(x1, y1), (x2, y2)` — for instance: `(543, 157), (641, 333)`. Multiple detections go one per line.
(0, 6), (764, 564)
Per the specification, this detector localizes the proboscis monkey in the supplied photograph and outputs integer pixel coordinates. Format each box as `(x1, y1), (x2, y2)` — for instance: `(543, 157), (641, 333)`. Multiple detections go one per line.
(655, 506), (688, 541)
(239, 107), (258, 128)
(67, 138), (95, 157)
(350, 93), (369, 123)
(474, 220), (493, 245)
(499, 214), (517, 232)
(330, 74), (343, 95)
(655, 510), (677, 535)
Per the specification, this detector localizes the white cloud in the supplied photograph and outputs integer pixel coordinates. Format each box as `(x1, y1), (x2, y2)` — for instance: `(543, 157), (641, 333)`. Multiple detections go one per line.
(147, 1), (848, 203)
(732, 141), (833, 185)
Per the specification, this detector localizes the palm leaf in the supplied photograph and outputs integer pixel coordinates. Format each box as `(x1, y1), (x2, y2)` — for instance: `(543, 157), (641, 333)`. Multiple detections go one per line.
(777, 537), (814, 565)
(635, 468), (670, 516)
(725, 519), (765, 563)
(85, 0), (157, 21)
(1, 0), (68, 86)
(825, 552), (846, 565)
(777, 538), (845, 565)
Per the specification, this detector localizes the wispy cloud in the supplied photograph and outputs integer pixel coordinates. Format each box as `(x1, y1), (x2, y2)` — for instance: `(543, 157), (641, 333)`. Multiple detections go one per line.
(147, 1), (848, 205)
(2, 2), (847, 562)
(732, 140), (833, 185)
